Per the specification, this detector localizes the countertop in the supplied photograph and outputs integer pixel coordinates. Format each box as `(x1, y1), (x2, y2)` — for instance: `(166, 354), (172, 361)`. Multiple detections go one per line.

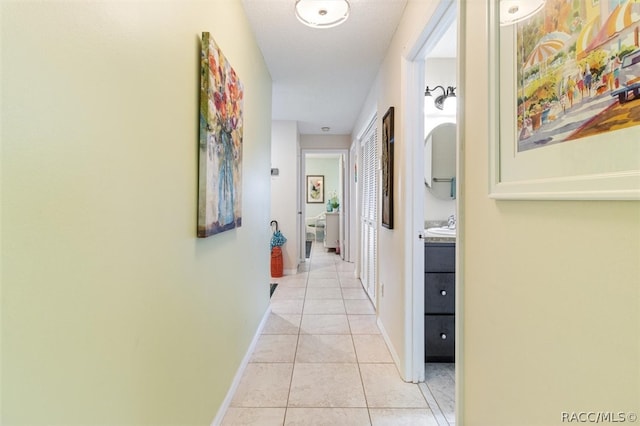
(424, 235), (455, 243)
(424, 220), (455, 243)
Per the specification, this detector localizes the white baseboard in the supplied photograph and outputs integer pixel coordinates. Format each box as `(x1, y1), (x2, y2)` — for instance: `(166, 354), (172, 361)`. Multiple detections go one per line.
(210, 305), (272, 426)
(376, 317), (408, 382)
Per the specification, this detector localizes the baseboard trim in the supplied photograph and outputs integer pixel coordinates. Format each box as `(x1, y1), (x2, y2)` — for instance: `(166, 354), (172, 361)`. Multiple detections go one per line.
(210, 305), (272, 426)
(377, 317), (407, 382)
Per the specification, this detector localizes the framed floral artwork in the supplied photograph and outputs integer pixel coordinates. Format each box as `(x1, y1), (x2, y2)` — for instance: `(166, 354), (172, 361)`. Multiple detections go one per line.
(306, 175), (324, 203)
(198, 32), (244, 237)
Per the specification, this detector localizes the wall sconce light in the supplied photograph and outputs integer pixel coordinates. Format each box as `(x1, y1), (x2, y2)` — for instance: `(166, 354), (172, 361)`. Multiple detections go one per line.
(295, 0), (351, 29)
(425, 85), (456, 111)
(499, 0), (546, 26)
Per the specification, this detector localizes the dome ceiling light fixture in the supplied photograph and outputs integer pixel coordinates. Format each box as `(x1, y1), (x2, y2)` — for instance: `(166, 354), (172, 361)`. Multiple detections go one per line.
(295, 0), (351, 29)
(499, 0), (546, 26)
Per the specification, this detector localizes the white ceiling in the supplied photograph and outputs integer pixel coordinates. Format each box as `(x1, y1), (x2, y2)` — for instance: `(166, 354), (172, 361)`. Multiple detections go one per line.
(241, 0), (456, 136)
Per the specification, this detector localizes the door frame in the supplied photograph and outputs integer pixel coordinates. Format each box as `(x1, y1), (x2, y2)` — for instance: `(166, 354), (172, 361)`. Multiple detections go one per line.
(299, 149), (350, 262)
(402, 0), (458, 383)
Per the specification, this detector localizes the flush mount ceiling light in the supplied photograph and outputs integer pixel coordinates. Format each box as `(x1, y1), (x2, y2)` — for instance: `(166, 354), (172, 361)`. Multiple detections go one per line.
(425, 85), (456, 111)
(500, 0), (546, 26)
(295, 0), (351, 29)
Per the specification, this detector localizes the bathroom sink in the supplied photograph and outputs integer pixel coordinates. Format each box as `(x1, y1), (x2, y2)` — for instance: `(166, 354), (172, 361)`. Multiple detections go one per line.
(425, 227), (456, 237)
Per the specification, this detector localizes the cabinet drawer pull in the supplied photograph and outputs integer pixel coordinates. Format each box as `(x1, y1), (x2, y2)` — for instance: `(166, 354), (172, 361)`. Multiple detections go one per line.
(440, 290), (447, 296)
(440, 333), (447, 340)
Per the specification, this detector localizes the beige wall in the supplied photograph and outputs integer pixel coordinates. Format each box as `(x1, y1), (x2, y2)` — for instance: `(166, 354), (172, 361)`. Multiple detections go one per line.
(355, 0), (639, 421)
(461, 1), (640, 424)
(1, 1), (272, 424)
(271, 120), (300, 272)
(299, 134), (351, 150)
(352, 0), (441, 377)
(269, 132), (350, 271)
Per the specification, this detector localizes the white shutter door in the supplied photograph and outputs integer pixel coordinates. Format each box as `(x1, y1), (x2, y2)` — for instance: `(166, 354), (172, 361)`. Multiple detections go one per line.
(360, 121), (377, 302)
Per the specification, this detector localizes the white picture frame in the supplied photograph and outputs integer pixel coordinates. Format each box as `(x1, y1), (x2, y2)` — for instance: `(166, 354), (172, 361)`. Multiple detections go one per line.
(488, 0), (640, 200)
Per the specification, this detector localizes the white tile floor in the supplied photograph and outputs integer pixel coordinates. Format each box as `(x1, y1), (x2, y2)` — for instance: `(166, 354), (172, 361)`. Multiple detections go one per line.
(423, 363), (456, 425)
(221, 243), (454, 425)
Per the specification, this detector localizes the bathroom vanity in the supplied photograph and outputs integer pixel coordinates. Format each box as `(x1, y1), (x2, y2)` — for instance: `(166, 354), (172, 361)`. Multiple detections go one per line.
(424, 241), (455, 362)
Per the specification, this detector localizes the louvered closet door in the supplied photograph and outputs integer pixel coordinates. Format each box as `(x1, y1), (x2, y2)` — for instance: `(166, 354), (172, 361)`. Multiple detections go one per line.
(360, 122), (377, 303)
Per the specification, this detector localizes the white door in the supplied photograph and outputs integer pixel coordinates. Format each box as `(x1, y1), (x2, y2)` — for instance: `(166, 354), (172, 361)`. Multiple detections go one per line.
(360, 120), (378, 302)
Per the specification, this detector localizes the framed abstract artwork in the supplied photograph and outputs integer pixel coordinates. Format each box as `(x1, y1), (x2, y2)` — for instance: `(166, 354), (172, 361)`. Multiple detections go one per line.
(489, 0), (639, 200)
(306, 175), (324, 203)
(382, 106), (394, 228)
(198, 32), (244, 237)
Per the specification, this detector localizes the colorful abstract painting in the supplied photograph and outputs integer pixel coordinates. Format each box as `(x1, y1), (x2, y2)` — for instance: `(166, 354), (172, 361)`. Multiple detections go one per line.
(198, 32), (244, 237)
(516, 0), (640, 152)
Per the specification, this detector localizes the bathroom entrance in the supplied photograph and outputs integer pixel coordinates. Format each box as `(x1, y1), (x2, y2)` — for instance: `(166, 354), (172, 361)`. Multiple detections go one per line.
(403, 0), (459, 422)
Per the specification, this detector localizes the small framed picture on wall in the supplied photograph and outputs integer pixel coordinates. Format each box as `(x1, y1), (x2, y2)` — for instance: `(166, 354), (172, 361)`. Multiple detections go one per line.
(306, 175), (324, 203)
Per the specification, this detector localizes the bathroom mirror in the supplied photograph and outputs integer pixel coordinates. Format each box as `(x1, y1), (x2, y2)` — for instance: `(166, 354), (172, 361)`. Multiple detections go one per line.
(424, 122), (456, 200)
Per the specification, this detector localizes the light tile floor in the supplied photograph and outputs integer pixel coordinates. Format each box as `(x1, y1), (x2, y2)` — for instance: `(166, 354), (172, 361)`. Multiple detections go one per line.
(221, 243), (454, 425)
(422, 363), (456, 425)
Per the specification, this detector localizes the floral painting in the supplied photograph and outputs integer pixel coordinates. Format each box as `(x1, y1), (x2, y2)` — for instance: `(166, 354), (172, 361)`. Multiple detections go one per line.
(306, 175), (324, 203)
(198, 32), (244, 237)
(516, 0), (640, 152)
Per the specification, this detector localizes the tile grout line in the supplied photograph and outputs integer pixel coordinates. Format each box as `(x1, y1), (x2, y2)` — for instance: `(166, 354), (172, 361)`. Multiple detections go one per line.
(419, 382), (450, 426)
(341, 252), (375, 425)
(282, 252), (312, 424)
(424, 364), (456, 425)
(343, 275), (372, 419)
(229, 246), (451, 424)
(272, 247), (377, 423)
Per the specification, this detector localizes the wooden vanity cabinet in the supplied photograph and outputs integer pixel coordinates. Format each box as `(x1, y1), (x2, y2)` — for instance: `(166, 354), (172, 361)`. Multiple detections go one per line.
(425, 242), (455, 362)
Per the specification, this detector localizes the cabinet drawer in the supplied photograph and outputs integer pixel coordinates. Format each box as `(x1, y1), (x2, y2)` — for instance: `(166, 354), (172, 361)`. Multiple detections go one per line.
(425, 273), (455, 314)
(425, 315), (455, 362)
(425, 244), (455, 272)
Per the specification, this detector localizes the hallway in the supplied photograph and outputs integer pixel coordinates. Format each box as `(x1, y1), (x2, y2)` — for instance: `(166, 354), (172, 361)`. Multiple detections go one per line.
(220, 243), (453, 425)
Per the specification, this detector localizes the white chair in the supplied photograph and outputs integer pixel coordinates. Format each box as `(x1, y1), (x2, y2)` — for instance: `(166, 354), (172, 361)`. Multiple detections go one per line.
(305, 212), (326, 241)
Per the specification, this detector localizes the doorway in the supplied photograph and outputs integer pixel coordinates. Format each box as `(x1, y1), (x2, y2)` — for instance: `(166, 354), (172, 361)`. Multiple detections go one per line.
(300, 150), (349, 265)
(403, 0), (460, 423)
